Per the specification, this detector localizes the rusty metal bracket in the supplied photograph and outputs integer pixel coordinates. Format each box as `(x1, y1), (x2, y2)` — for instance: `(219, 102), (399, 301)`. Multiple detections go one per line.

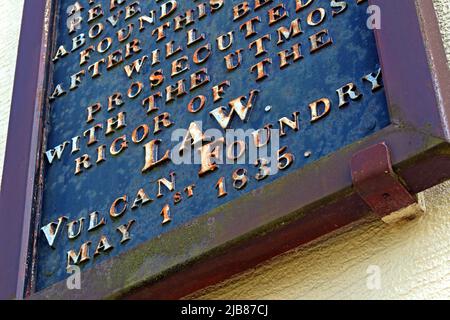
(351, 143), (422, 223)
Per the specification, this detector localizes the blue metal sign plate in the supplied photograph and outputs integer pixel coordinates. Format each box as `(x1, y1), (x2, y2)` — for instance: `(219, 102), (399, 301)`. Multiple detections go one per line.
(36, 0), (390, 291)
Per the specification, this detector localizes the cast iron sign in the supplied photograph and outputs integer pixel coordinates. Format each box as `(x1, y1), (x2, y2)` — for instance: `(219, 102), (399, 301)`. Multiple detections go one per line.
(0, 0), (449, 299)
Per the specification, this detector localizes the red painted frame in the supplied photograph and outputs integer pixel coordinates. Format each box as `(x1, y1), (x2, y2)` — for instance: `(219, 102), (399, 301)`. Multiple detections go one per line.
(0, 0), (449, 299)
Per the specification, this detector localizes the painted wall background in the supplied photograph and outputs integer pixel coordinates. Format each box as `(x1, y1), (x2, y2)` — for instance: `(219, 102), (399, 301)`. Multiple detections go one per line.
(0, 0), (24, 187)
(0, 1), (448, 299)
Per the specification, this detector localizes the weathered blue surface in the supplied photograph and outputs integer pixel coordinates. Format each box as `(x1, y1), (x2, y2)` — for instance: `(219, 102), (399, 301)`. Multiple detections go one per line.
(36, 0), (390, 290)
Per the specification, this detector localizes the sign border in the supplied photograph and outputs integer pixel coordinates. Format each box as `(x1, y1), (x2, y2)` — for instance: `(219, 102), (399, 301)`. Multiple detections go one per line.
(0, 0), (449, 299)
